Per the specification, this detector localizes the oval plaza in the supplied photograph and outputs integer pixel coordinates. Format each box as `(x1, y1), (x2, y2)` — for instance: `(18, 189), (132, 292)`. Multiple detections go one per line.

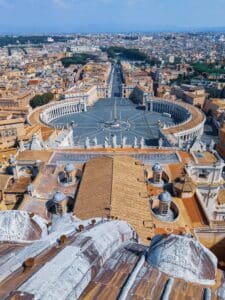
(37, 95), (205, 149)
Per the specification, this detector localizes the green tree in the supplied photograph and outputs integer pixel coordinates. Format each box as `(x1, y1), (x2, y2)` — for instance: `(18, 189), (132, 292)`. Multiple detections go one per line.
(61, 53), (96, 68)
(30, 92), (54, 109)
(106, 47), (153, 63)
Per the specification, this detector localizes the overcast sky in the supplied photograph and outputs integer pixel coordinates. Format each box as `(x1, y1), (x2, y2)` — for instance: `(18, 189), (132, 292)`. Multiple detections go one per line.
(0, 0), (225, 33)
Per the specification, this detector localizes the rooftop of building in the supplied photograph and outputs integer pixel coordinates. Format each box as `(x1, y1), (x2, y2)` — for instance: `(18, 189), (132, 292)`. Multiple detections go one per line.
(0, 117), (24, 126)
(193, 150), (218, 165)
(173, 175), (196, 193)
(16, 149), (53, 163)
(73, 155), (209, 244)
(0, 149), (217, 237)
(74, 155), (153, 243)
(209, 98), (225, 104)
(0, 216), (223, 300)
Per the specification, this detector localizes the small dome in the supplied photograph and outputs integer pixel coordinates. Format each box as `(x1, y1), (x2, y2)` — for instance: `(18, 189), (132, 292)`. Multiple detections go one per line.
(27, 183), (34, 193)
(8, 155), (16, 165)
(6, 165), (15, 175)
(53, 191), (66, 203)
(0, 210), (47, 242)
(152, 163), (162, 172)
(174, 176), (196, 194)
(147, 234), (217, 285)
(158, 191), (171, 203)
(64, 163), (74, 173)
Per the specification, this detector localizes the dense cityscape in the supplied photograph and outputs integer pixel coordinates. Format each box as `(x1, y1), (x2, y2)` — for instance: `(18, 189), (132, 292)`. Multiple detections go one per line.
(1, 1), (225, 299)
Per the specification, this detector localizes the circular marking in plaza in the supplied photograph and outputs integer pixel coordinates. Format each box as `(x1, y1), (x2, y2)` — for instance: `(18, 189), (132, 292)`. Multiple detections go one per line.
(100, 119), (131, 133)
(35, 96), (205, 149)
(49, 98), (179, 147)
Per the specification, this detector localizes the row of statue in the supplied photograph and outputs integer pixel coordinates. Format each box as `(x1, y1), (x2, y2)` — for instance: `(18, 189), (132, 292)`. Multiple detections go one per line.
(84, 136), (164, 149)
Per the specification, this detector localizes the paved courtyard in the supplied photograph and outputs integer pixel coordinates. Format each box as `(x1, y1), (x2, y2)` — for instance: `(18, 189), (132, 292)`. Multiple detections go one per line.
(51, 98), (177, 147)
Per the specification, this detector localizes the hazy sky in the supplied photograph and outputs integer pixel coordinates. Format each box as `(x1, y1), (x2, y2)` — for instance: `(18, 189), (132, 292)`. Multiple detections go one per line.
(0, 0), (225, 33)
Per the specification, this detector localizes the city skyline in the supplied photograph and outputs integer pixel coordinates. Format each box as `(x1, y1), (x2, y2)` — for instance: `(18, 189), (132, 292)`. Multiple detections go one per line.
(0, 0), (225, 33)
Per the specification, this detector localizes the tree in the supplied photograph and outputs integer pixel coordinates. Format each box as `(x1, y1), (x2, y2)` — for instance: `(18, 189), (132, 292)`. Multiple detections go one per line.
(60, 53), (96, 68)
(30, 92), (54, 109)
(106, 47), (154, 64)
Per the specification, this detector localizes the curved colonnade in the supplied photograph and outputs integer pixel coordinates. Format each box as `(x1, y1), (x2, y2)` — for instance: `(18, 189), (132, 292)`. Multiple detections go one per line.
(40, 99), (87, 126)
(31, 97), (205, 148)
(146, 98), (205, 146)
(147, 98), (191, 124)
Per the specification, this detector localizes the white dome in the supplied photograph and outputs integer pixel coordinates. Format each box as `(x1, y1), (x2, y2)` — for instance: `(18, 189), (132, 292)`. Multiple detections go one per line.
(158, 191), (171, 203)
(64, 163), (74, 173)
(27, 183), (34, 193)
(53, 191), (66, 203)
(0, 210), (47, 242)
(147, 234), (217, 285)
(152, 163), (162, 172)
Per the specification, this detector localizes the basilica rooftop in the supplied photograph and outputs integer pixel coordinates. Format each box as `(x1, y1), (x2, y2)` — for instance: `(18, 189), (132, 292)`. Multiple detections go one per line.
(0, 211), (223, 300)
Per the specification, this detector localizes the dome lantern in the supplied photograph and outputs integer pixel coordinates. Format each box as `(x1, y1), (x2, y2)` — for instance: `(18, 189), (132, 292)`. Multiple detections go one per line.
(152, 163), (163, 184)
(158, 191), (172, 216)
(53, 191), (66, 203)
(64, 163), (74, 174)
(64, 163), (74, 183)
(52, 191), (67, 215)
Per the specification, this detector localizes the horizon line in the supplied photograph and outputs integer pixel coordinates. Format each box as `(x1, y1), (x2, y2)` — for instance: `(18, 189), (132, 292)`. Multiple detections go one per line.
(1, 26), (225, 36)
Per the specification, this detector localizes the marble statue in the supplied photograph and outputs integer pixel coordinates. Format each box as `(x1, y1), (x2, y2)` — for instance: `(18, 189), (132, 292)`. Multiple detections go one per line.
(19, 140), (25, 152)
(209, 139), (215, 151)
(158, 138), (163, 149)
(85, 137), (90, 149)
(93, 137), (98, 147)
(112, 135), (117, 148)
(140, 137), (145, 149)
(104, 136), (109, 148)
(122, 136), (127, 148)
